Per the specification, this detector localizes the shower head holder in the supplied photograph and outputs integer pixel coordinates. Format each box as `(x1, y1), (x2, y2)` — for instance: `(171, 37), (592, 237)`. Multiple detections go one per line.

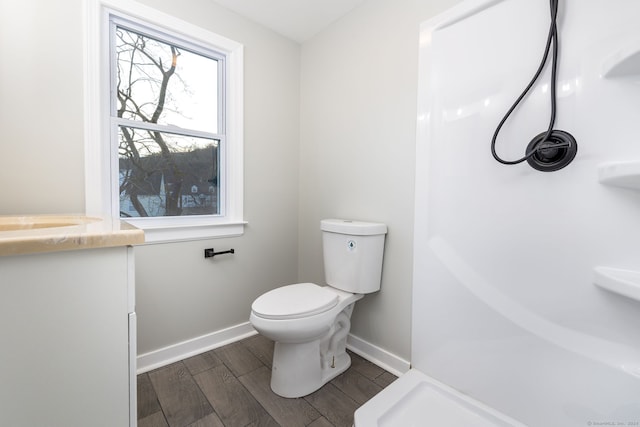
(525, 130), (577, 172)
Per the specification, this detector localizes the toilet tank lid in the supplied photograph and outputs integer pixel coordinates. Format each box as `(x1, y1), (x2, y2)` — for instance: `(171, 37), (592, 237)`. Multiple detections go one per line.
(321, 219), (387, 236)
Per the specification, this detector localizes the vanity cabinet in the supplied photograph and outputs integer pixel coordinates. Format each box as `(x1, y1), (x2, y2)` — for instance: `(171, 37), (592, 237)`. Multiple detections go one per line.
(0, 217), (142, 427)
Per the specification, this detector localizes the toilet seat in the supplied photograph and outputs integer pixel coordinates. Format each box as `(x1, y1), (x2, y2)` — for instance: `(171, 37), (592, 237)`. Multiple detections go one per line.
(251, 283), (339, 320)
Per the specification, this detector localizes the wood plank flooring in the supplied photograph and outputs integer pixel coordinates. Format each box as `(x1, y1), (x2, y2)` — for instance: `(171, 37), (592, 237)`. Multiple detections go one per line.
(138, 334), (397, 427)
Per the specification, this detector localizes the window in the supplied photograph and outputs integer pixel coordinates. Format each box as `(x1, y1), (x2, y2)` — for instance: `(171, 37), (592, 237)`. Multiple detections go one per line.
(84, 0), (244, 243)
(112, 21), (223, 218)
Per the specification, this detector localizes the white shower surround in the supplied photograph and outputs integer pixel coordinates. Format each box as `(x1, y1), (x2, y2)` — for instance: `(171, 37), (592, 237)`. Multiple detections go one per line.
(412, 0), (640, 425)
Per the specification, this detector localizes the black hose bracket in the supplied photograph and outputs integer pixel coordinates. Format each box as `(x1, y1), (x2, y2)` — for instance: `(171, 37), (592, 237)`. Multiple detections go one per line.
(525, 130), (577, 172)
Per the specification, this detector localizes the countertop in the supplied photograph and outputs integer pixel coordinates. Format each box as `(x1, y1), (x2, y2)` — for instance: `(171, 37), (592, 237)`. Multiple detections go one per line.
(0, 215), (145, 256)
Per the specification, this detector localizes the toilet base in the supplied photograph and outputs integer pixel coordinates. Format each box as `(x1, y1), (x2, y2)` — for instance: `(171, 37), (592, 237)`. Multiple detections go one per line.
(269, 306), (355, 398)
(270, 340), (352, 398)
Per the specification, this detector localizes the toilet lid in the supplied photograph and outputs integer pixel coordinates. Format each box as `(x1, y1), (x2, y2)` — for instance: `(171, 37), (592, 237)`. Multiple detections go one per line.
(252, 283), (339, 320)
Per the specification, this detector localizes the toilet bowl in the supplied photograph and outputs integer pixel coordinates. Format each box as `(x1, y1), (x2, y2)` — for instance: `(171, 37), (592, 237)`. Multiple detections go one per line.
(249, 219), (387, 398)
(250, 283), (363, 397)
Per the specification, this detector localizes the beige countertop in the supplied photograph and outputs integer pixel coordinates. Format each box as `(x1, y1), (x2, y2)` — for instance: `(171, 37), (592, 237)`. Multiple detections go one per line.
(0, 215), (145, 256)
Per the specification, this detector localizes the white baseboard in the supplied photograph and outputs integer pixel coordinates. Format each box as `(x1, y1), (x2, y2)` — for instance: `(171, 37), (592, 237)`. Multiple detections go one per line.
(136, 323), (410, 378)
(347, 334), (410, 377)
(137, 322), (257, 374)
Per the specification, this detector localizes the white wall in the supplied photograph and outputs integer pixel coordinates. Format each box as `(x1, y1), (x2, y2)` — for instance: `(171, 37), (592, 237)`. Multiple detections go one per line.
(0, 0), (86, 213)
(0, 0), (301, 356)
(299, 0), (460, 361)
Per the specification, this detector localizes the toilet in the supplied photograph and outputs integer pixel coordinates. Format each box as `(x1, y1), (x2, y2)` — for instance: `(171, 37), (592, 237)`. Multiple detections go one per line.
(249, 219), (387, 398)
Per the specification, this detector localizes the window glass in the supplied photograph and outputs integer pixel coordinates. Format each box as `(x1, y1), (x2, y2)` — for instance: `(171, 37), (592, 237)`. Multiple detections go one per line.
(115, 26), (220, 134)
(118, 126), (219, 217)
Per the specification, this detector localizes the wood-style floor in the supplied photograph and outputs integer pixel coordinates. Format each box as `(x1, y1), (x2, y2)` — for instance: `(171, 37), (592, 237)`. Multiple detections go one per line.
(137, 334), (397, 427)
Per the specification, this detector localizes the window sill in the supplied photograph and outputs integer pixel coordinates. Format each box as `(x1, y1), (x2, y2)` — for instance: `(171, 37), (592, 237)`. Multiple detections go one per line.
(125, 219), (247, 244)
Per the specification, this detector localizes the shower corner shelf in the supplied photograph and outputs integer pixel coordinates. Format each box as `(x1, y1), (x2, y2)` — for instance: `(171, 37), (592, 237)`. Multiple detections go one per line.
(602, 40), (640, 78)
(593, 266), (640, 302)
(598, 161), (640, 190)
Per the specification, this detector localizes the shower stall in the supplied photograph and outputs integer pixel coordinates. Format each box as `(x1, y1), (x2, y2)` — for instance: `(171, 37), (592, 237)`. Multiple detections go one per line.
(357, 0), (640, 425)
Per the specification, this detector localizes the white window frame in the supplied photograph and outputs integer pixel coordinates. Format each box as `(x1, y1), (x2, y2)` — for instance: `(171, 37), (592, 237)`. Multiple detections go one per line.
(84, 0), (245, 243)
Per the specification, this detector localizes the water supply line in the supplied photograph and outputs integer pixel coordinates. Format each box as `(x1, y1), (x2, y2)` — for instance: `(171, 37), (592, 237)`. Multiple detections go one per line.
(490, 0), (577, 172)
(327, 312), (351, 368)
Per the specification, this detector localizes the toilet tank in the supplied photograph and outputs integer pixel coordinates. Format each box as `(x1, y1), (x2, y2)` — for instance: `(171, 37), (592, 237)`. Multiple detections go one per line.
(321, 219), (387, 294)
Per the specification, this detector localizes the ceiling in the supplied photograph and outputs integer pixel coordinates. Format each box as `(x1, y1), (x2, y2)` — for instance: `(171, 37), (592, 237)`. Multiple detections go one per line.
(209, 0), (369, 43)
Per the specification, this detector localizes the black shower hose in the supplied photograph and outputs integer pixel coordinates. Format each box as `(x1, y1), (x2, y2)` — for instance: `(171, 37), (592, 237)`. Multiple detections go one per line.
(490, 0), (568, 165)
